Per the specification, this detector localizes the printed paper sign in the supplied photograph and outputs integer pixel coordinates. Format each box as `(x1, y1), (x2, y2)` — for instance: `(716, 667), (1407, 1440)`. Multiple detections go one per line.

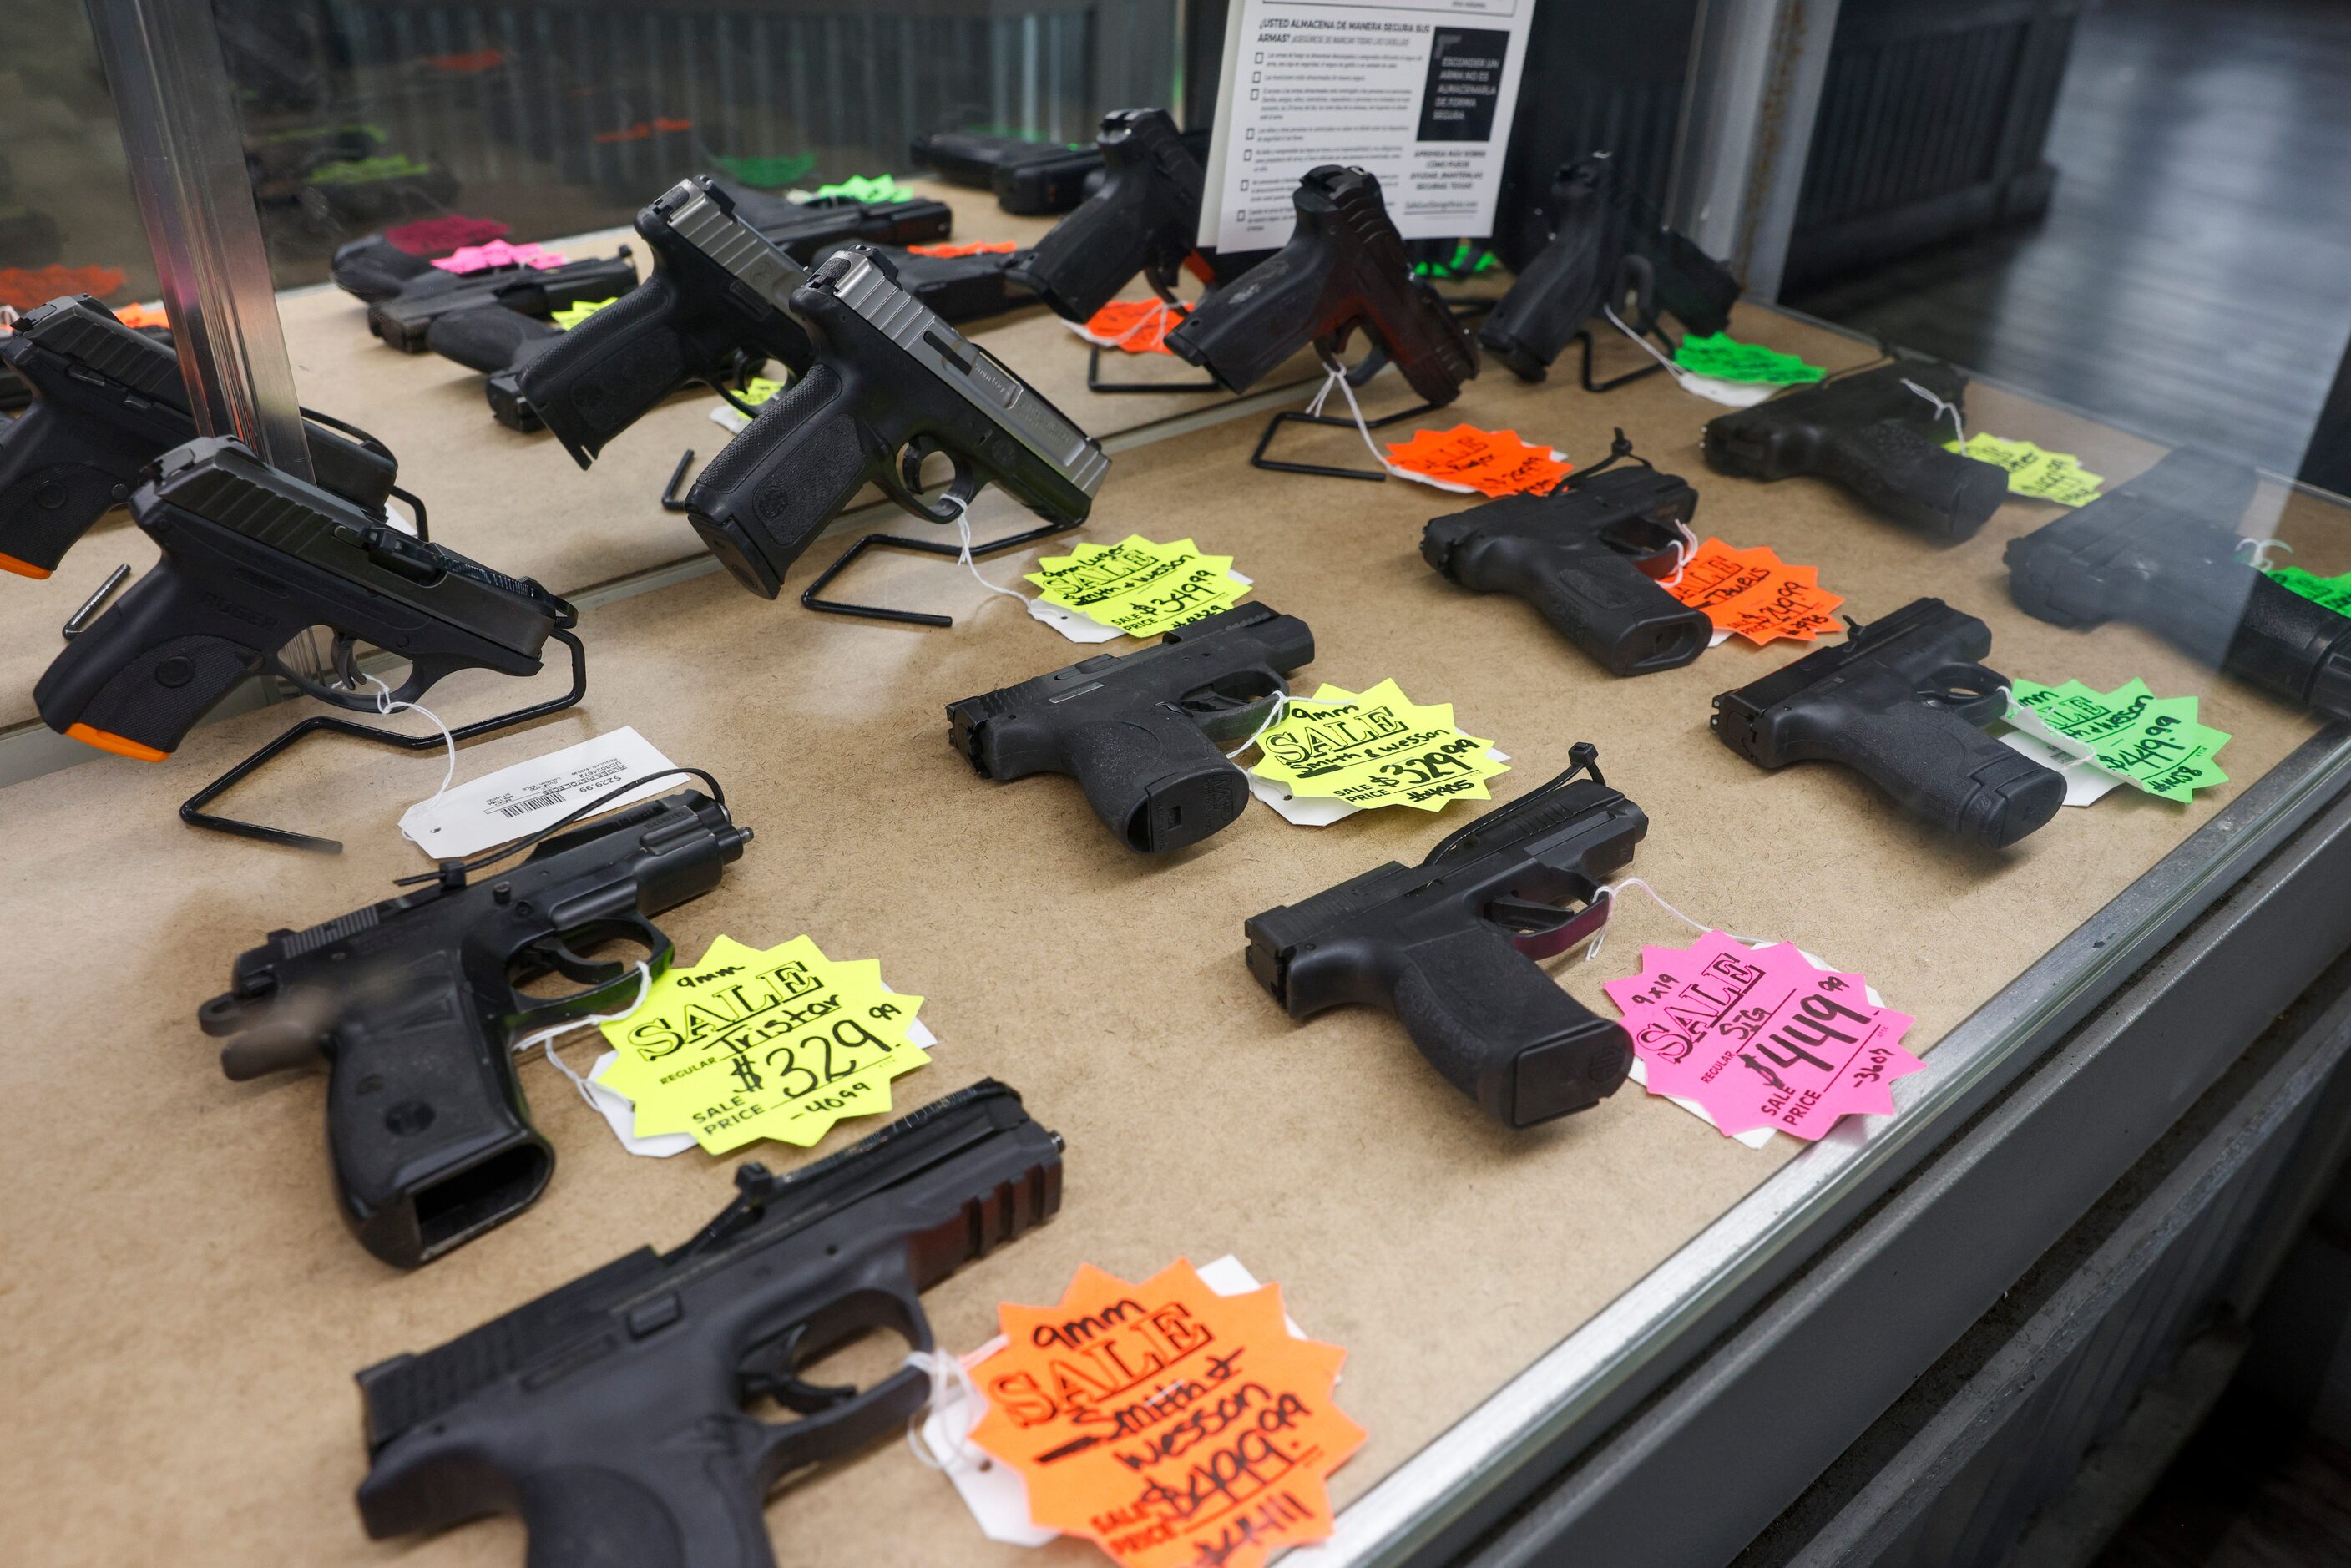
(1384, 424), (1570, 497)
(1247, 679), (1507, 812)
(1201, 0), (1538, 250)
(398, 726), (680, 857)
(1070, 299), (1191, 355)
(596, 935), (930, 1153)
(2268, 565), (2351, 618)
(1942, 433), (2104, 507)
(1665, 539), (1843, 645)
(1025, 535), (1251, 638)
(1671, 333), (1823, 385)
(431, 240), (566, 274)
(1603, 931), (1922, 1141)
(968, 1258), (1365, 1568)
(2007, 678), (2231, 802)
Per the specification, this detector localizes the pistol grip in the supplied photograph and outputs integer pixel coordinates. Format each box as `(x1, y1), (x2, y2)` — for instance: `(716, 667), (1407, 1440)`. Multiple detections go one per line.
(1058, 711), (1248, 852)
(1818, 419), (2009, 542)
(519, 273), (702, 467)
(2227, 571), (2351, 721)
(0, 402), (143, 575)
(1479, 219), (1608, 382)
(514, 1448), (776, 1568)
(1165, 248), (1329, 392)
(33, 560), (275, 757)
(1464, 540), (1708, 676)
(1782, 697), (2065, 847)
(1015, 190), (1154, 321)
(323, 957), (550, 1267)
(1388, 923), (1630, 1127)
(685, 363), (881, 599)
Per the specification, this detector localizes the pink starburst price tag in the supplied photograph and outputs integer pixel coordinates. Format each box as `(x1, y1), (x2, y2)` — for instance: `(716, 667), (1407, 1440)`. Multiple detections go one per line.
(431, 240), (567, 274)
(1602, 931), (1922, 1141)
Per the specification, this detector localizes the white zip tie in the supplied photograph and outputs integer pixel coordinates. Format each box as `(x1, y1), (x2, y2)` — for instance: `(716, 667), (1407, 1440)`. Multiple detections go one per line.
(1658, 519), (1701, 589)
(938, 492), (1027, 610)
(1900, 377), (1966, 448)
(508, 960), (652, 1111)
(1305, 362), (1406, 477)
(362, 673), (458, 812)
(1584, 877), (1773, 962)
(2237, 536), (2294, 571)
(1223, 687), (1316, 761)
(904, 1348), (994, 1473)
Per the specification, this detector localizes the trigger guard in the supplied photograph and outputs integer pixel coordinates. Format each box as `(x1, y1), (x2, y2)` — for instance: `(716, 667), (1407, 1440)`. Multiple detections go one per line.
(882, 441), (980, 524)
(1925, 665), (2013, 726)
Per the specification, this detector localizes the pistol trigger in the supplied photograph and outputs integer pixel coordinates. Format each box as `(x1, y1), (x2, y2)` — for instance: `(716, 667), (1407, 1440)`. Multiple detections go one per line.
(740, 1324), (858, 1414)
(525, 933), (627, 987)
(1490, 890), (1615, 959)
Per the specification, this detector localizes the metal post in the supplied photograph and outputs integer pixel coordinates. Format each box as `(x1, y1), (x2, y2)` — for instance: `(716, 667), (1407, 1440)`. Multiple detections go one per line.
(1665, 0), (1842, 303)
(82, 0), (314, 481)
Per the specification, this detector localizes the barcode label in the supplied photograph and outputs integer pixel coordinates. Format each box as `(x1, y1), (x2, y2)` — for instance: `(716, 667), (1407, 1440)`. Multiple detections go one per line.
(401, 726), (679, 859)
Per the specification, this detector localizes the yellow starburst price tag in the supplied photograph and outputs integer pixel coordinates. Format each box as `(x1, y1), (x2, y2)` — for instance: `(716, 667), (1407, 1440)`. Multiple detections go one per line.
(550, 296), (620, 329)
(1248, 679), (1508, 812)
(1023, 534), (1250, 637)
(596, 935), (929, 1154)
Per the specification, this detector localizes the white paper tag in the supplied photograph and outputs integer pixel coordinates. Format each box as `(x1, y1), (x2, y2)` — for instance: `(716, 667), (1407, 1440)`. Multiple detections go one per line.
(710, 402), (752, 435)
(1627, 943), (1883, 1147)
(1248, 746), (1509, 826)
(399, 726), (680, 857)
(581, 994), (937, 1159)
(1027, 570), (1255, 645)
(1673, 370), (1781, 408)
(1998, 726), (2122, 807)
(920, 1255), (1306, 1548)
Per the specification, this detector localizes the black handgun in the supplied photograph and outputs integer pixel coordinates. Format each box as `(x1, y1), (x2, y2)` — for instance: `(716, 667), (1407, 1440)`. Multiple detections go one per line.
(367, 250), (641, 353)
(1701, 360), (2010, 541)
(808, 241), (1038, 326)
(518, 176), (819, 468)
(330, 218), (513, 301)
(948, 602), (1313, 852)
(1012, 109), (1225, 322)
(913, 127), (1101, 213)
(725, 185), (956, 260)
(36, 437), (569, 761)
(1245, 746), (1640, 1127)
(1711, 597), (2065, 847)
(1165, 165), (1479, 405)
(426, 306), (567, 432)
(0, 295), (398, 579)
(1480, 154), (1739, 382)
(330, 235), (441, 302)
(2006, 448), (2351, 721)
(685, 246), (1109, 599)
(1422, 454), (1712, 675)
(354, 1080), (1061, 1560)
(199, 791), (751, 1267)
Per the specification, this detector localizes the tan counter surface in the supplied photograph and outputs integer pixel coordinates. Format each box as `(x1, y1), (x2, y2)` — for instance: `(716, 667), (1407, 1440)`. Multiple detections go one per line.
(0, 301), (2339, 1565)
(0, 175), (1362, 733)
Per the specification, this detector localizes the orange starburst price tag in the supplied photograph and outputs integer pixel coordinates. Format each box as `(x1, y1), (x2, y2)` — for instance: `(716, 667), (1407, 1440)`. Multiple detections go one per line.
(908, 240), (1021, 258)
(1074, 299), (1191, 354)
(1383, 423), (1570, 497)
(969, 1260), (1365, 1568)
